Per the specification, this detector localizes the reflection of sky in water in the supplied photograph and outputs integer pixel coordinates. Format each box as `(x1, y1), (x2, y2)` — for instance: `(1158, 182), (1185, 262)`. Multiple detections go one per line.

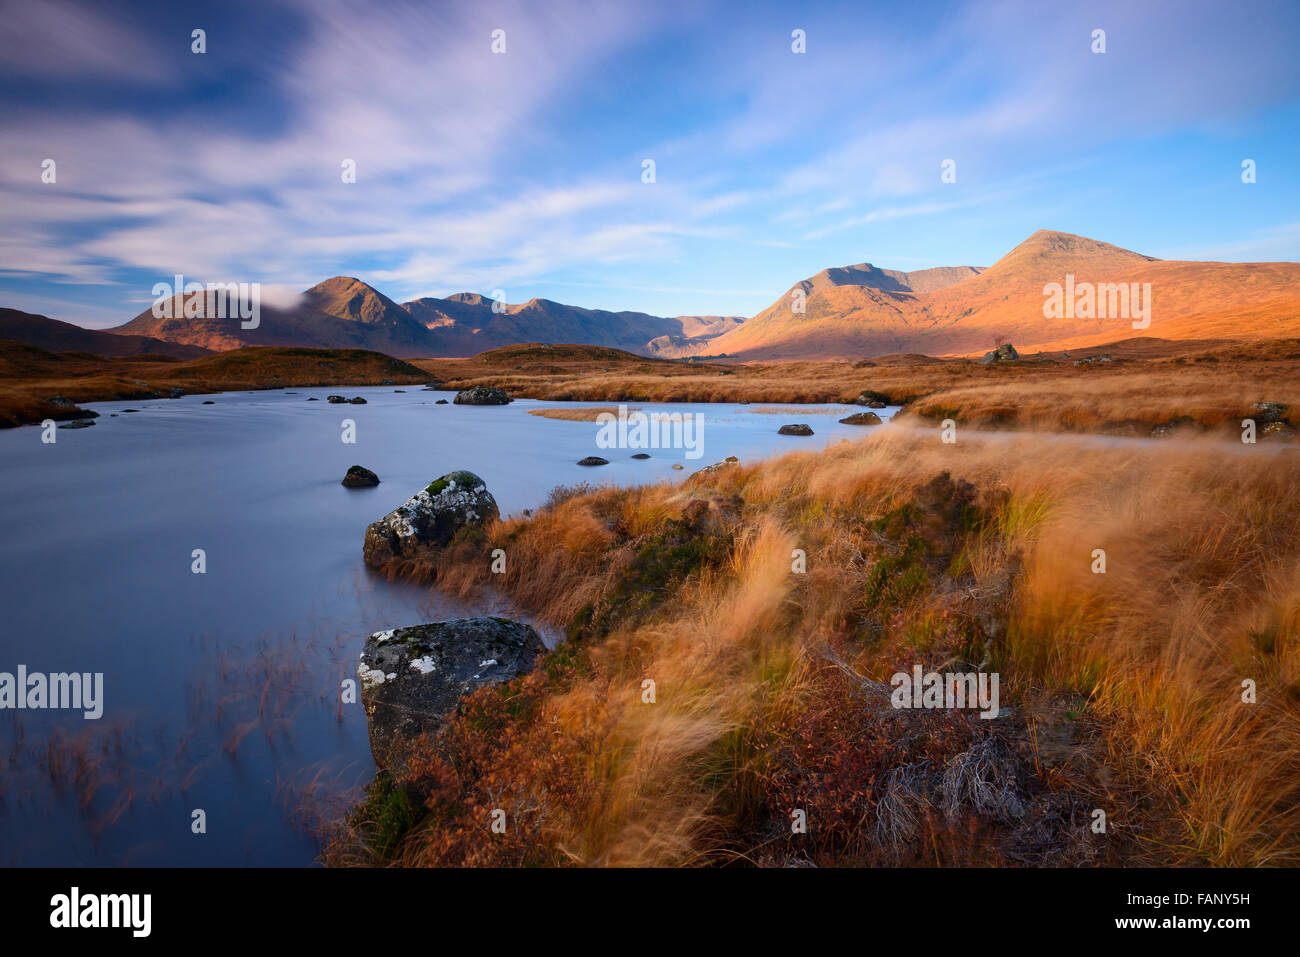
(0, 387), (892, 865)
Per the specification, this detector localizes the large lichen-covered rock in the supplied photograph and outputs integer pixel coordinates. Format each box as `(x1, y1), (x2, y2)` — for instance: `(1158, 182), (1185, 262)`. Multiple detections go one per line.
(358, 618), (545, 769)
(362, 470), (499, 567)
(453, 386), (510, 405)
(979, 343), (1019, 364)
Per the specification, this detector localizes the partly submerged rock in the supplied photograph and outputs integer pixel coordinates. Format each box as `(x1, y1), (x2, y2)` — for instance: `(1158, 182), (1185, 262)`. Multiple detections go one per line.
(358, 618), (545, 769)
(839, 411), (882, 426)
(577, 456), (609, 466)
(57, 419), (95, 430)
(327, 395), (347, 404)
(362, 470), (499, 568)
(349, 396), (367, 405)
(453, 386), (510, 405)
(342, 465), (380, 488)
(435, 399), (449, 404)
(631, 453), (651, 459)
(778, 423), (814, 436)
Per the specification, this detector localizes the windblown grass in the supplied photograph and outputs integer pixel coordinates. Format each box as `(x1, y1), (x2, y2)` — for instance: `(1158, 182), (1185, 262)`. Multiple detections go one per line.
(328, 427), (1300, 867)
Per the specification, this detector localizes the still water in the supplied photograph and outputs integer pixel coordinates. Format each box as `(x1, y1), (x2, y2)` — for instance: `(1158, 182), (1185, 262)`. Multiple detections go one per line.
(0, 387), (892, 865)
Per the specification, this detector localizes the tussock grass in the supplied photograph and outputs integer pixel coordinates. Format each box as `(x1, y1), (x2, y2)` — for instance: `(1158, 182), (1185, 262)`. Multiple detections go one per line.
(327, 427), (1300, 867)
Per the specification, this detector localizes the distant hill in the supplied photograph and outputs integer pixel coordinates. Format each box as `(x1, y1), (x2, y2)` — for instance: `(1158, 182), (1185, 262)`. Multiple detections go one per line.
(105, 279), (740, 358)
(402, 293), (741, 357)
(16, 231), (1300, 361)
(110, 277), (436, 356)
(701, 230), (1300, 359)
(0, 308), (209, 359)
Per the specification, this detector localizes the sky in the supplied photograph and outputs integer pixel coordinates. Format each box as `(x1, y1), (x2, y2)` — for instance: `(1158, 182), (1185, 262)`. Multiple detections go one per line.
(1, 0), (1298, 329)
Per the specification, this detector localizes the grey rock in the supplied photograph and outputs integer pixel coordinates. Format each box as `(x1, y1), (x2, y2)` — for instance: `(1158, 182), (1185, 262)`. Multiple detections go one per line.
(362, 470), (500, 568)
(689, 455), (740, 482)
(855, 390), (891, 407)
(979, 343), (1019, 364)
(358, 618), (545, 769)
(778, 423), (814, 436)
(453, 386), (511, 405)
(839, 411), (882, 426)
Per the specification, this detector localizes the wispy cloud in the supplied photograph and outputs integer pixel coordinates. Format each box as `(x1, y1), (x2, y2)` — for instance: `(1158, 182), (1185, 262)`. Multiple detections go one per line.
(0, 0), (1297, 322)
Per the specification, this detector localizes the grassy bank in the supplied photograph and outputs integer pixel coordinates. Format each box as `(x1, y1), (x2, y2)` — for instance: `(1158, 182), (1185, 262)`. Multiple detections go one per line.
(326, 428), (1300, 867)
(0, 343), (430, 427)
(420, 338), (1300, 441)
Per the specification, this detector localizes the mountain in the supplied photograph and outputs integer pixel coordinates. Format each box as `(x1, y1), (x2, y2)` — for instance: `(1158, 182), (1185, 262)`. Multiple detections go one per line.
(701, 230), (1300, 359)
(402, 293), (741, 357)
(107, 279), (739, 358)
(0, 308), (210, 358)
(109, 277), (436, 356)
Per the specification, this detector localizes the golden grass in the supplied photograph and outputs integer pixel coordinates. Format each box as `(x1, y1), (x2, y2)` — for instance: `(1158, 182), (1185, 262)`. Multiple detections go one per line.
(527, 406), (640, 421)
(418, 338), (1300, 440)
(329, 427), (1300, 867)
(0, 344), (429, 427)
(743, 405), (845, 415)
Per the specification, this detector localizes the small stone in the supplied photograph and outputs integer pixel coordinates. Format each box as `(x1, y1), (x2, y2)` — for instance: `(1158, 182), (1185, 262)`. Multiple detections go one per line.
(342, 465), (380, 488)
(577, 456), (610, 466)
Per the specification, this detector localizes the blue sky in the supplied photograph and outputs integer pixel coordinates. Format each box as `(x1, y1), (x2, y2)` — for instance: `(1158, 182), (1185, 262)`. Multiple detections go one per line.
(1, 0), (1298, 328)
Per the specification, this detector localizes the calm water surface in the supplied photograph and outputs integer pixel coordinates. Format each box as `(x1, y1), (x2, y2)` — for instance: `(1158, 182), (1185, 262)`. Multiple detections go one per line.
(0, 387), (893, 865)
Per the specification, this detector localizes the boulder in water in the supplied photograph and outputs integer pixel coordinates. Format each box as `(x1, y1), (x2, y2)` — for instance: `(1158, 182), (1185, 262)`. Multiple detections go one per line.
(453, 386), (510, 406)
(838, 411), (882, 426)
(362, 470), (499, 568)
(342, 465), (380, 488)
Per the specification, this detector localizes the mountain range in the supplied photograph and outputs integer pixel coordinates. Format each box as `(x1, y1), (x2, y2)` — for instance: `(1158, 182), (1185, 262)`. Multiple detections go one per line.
(4, 230), (1298, 362)
(701, 230), (1300, 359)
(103, 276), (743, 359)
